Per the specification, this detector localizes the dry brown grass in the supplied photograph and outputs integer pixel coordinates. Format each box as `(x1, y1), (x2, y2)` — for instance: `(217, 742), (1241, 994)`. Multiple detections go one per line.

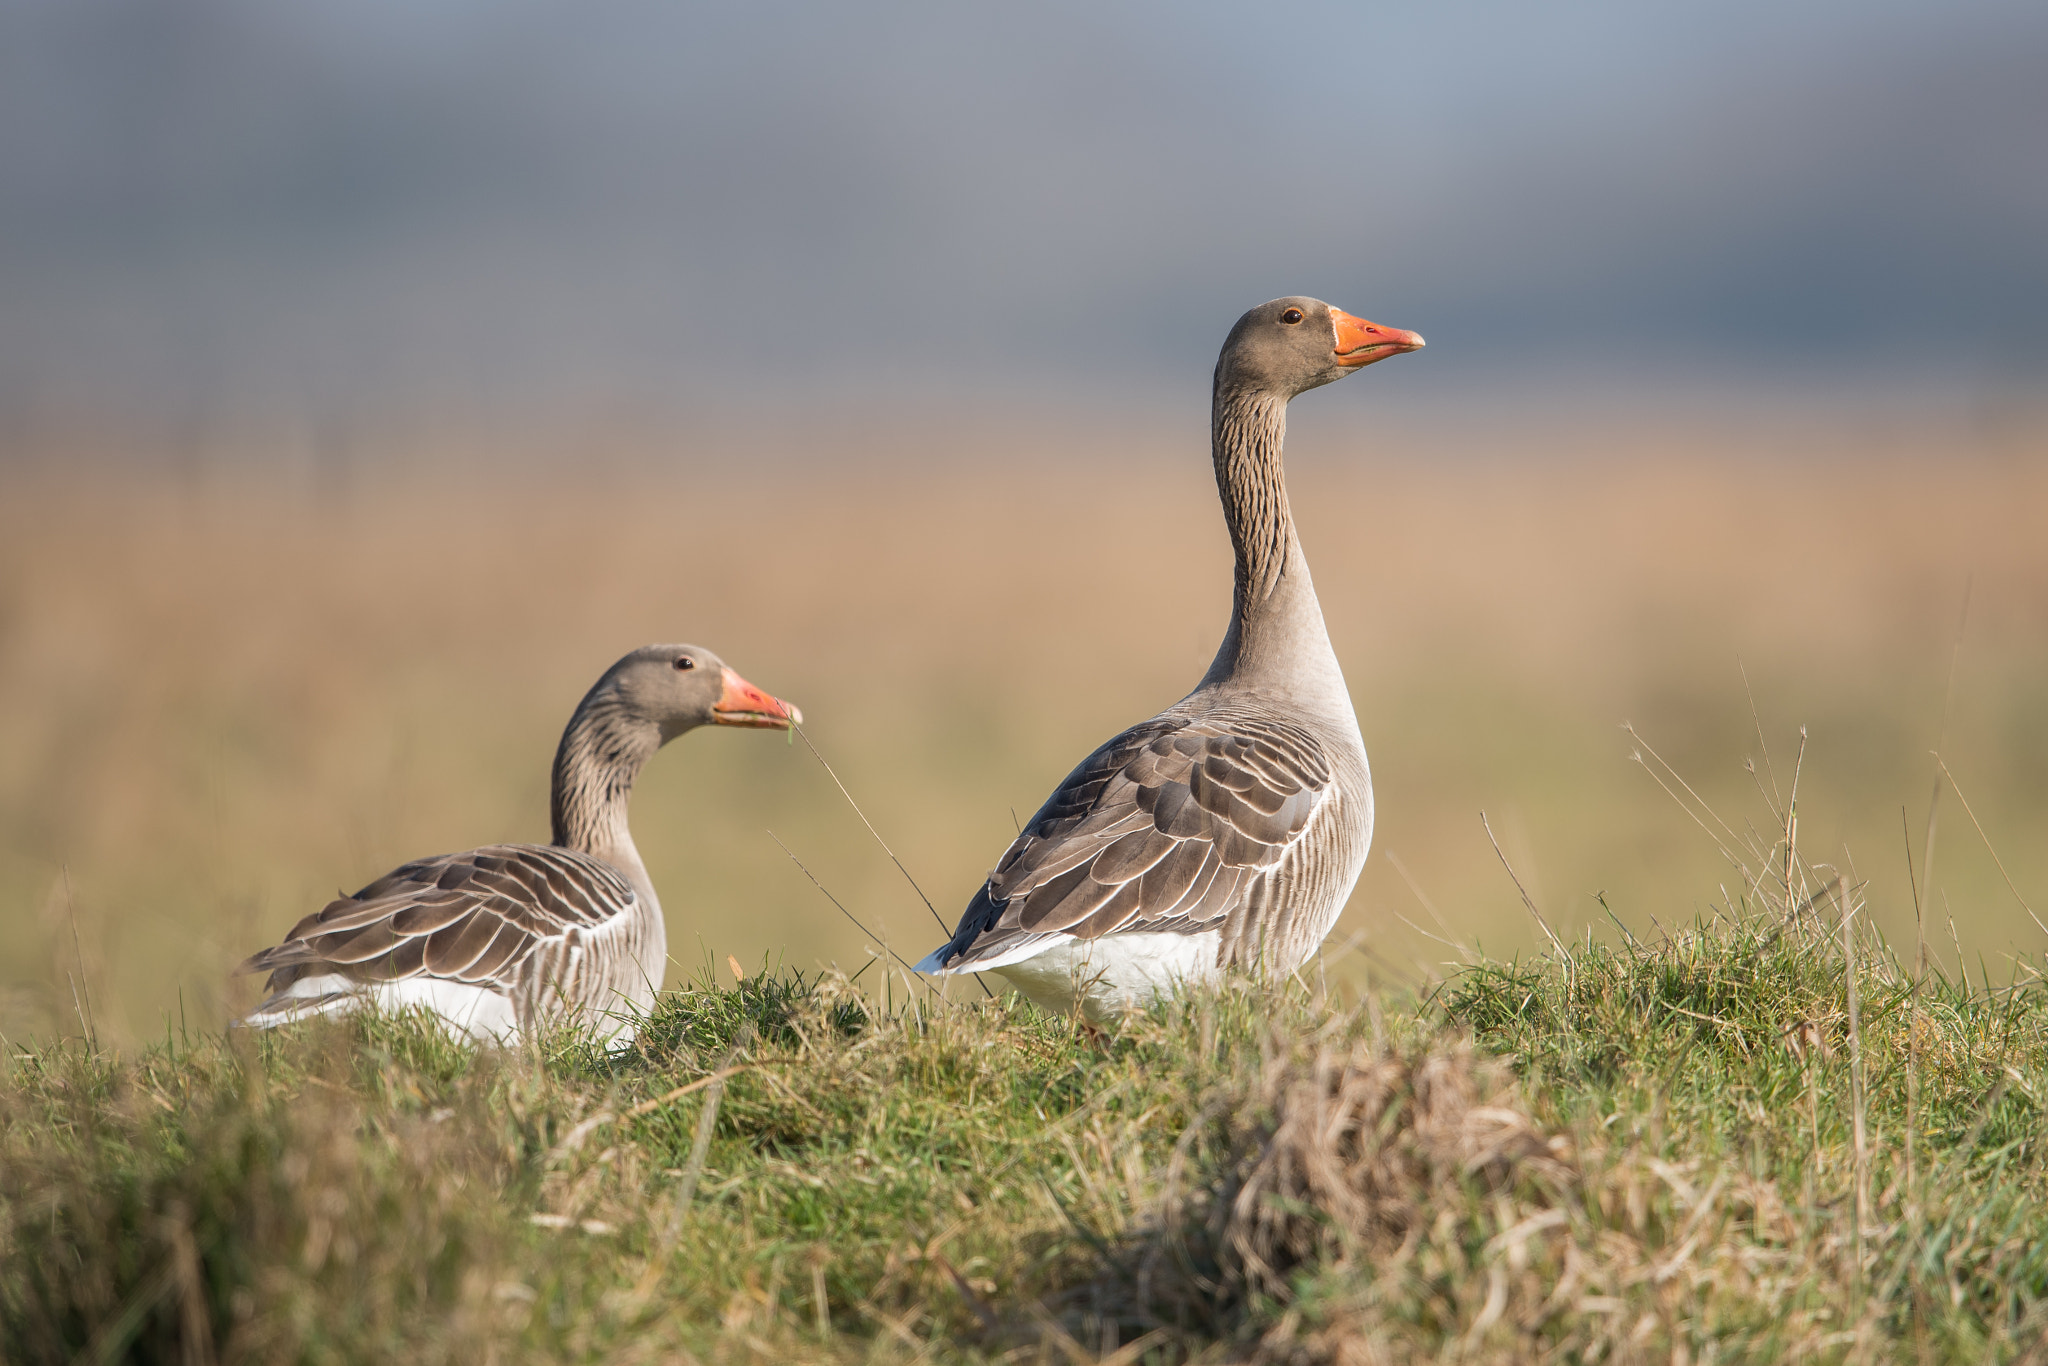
(1215, 1039), (1566, 1300)
(1072, 1027), (1585, 1364)
(2, 404), (2045, 1044)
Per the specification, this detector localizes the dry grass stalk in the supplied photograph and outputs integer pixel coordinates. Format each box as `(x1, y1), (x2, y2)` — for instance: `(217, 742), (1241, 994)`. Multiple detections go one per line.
(1917, 576), (1971, 960)
(1480, 813), (1567, 964)
(1838, 867), (1867, 1308)
(1626, 723), (1777, 920)
(1783, 727), (1808, 924)
(790, 725), (951, 939)
(1935, 756), (2048, 940)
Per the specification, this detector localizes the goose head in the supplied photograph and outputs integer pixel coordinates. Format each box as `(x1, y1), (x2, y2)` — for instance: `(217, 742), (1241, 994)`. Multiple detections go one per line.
(601, 644), (802, 742)
(1216, 296), (1425, 399)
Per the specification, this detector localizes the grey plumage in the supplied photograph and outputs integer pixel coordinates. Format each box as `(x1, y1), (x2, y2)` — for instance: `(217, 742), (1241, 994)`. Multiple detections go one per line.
(929, 712), (1335, 970)
(240, 844), (657, 1037)
(918, 297), (1424, 1015)
(237, 644), (799, 1043)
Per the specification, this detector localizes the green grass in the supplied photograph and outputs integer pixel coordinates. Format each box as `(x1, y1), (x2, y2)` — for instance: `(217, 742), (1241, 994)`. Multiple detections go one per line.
(5, 919), (2047, 1364)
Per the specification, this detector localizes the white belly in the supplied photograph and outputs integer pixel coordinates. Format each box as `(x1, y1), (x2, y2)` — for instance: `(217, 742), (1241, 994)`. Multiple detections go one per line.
(982, 931), (1223, 1023)
(240, 973), (521, 1040)
(239, 973), (645, 1047)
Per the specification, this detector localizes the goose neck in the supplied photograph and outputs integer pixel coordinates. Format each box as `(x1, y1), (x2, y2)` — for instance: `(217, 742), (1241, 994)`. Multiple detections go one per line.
(549, 694), (659, 864)
(1212, 384), (1295, 611)
(1202, 382), (1334, 689)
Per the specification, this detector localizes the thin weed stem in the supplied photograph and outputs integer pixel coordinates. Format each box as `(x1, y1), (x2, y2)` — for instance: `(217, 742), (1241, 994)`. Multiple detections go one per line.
(63, 866), (97, 1051)
(791, 724), (949, 934)
(1901, 807), (1922, 1208)
(788, 726), (996, 999)
(1741, 659), (1783, 815)
(1386, 850), (1473, 963)
(1839, 866), (1866, 1303)
(1627, 723), (1775, 910)
(1626, 721), (1757, 863)
(1481, 811), (1567, 964)
(1784, 728), (1808, 924)
(1919, 576), (1972, 934)
(767, 831), (952, 998)
(1934, 757), (2048, 939)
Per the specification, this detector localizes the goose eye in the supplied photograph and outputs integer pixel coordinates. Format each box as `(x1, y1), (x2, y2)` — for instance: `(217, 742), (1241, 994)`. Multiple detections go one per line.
(674, 657), (695, 671)
(1279, 307), (1304, 325)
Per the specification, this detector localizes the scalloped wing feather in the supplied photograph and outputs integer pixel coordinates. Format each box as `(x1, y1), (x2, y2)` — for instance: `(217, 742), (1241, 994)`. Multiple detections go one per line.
(925, 715), (1332, 972)
(238, 843), (635, 1006)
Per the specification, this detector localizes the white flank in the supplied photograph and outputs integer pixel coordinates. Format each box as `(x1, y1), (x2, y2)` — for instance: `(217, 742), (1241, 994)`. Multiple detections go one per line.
(913, 932), (1076, 974)
(951, 931), (1224, 1023)
(240, 974), (524, 1044)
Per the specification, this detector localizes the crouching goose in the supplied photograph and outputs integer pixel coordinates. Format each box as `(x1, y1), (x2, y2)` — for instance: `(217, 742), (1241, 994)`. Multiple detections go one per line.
(916, 298), (1423, 1020)
(238, 644), (799, 1043)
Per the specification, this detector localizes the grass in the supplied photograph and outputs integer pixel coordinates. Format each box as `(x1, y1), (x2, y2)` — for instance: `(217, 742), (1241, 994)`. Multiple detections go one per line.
(6, 912), (2046, 1363)
(5, 417), (2048, 1360)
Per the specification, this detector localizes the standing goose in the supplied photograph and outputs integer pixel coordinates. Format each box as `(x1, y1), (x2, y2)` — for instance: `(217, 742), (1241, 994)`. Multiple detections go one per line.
(238, 644), (799, 1043)
(916, 298), (1422, 1019)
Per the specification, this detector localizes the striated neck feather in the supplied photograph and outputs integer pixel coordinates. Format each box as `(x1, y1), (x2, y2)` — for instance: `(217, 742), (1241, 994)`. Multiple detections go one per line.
(549, 692), (659, 860)
(1211, 384), (1294, 611)
(1202, 381), (1339, 692)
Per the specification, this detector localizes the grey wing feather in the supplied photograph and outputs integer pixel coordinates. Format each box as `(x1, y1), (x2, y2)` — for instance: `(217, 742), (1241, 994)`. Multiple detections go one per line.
(931, 715), (1332, 970)
(238, 843), (637, 997)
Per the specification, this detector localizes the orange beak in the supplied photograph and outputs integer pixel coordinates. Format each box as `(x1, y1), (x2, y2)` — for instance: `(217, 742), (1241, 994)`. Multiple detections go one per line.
(1331, 309), (1426, 369)
(712, 666), (802, 728)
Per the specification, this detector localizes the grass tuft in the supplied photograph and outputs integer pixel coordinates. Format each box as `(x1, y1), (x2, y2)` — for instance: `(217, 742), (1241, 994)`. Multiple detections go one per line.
(4, 922), (2046, 1363)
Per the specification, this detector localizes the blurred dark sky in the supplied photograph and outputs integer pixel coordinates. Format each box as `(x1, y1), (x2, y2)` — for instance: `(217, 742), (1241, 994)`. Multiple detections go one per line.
(1, 0), (2043, 424)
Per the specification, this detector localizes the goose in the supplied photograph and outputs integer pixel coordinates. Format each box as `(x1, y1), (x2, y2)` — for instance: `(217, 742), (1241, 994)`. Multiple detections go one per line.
(915, 298), (1423, 1020)
(237, 644), (799, 1043)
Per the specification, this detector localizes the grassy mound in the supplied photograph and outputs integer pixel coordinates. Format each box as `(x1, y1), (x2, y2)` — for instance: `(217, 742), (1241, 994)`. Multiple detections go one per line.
(5, 922), (2046, 1363)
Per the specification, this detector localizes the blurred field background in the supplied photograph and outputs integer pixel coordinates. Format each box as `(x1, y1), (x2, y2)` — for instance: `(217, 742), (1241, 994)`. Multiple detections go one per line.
(4, 402), (2044, 1044)
(3, 0), (2046, 1046)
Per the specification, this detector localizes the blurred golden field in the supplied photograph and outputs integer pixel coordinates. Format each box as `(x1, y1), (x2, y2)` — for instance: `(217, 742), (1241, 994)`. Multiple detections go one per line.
(3, 403), (2045, 1045)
